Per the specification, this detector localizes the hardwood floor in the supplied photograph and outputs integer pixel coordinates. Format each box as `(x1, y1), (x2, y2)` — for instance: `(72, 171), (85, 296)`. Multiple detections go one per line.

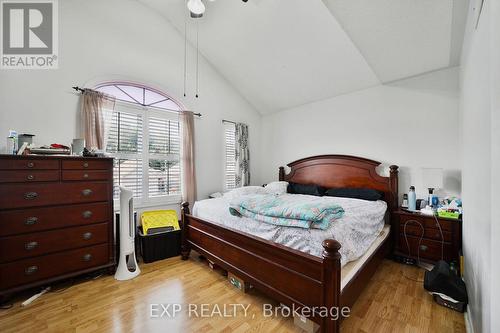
(0, 255), (465, 332)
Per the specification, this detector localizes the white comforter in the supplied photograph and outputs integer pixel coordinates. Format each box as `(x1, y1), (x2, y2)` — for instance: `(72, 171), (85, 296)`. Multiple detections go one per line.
(192, 194), (387, 266)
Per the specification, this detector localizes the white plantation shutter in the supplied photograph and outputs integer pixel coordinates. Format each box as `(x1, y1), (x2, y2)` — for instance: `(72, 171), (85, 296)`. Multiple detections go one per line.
(113, 159), (143, 199)
(148, 116), (181, 197)
(101, 83), (183, 205)
(224, 123), (237, 190)
(106, 109), (144, 199)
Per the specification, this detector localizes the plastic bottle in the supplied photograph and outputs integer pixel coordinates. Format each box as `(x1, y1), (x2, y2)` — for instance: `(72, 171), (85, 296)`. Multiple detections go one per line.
(408, 186), (417, 211)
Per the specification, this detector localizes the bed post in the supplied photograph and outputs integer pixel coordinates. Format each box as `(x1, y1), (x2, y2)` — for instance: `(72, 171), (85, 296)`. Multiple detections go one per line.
(389, 165), (399, 212)
(321, 239), (341, 333)
(279, 166), (285, 181)
(181, 202), (191, 260)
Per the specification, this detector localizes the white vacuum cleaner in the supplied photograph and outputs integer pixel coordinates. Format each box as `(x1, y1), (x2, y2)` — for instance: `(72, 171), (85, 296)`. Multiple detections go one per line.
(115, 187), (140, 281)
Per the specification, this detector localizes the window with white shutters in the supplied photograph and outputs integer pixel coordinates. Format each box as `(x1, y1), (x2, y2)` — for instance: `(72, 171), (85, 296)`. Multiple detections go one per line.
(224, 123), (237, 190)
(97, 83), (183, 206)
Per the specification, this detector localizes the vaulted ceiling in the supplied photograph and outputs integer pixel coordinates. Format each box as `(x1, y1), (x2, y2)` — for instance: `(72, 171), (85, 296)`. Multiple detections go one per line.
(138, 0), (468, 114)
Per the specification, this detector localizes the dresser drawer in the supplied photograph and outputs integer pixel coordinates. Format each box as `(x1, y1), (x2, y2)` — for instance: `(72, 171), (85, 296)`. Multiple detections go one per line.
(0, 222), (108, 263)
(62, 170), (111, 181)
(0, 159), (59, 170)
(0, 244), (108, 290)
(397, 234), (452, 261)
(62, 159), (110, 170)
(399, 214), (454, 232)
(0, 182), (109, 209)
(0, 170), (60, 183)
(0, 202), (110, 236)
(399, 224), (452, 242)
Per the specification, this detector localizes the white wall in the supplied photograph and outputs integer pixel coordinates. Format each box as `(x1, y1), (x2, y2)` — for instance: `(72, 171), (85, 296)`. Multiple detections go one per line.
(0, 0), (262, 210)
(460, 0), (500, 331)
(261, 67), (461, 200)
(490, 1), (500, 331)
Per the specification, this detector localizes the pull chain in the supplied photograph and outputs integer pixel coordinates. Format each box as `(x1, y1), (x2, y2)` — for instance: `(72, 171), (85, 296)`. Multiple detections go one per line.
(196, 19), (200, 98)
(183, 1), (188, 97)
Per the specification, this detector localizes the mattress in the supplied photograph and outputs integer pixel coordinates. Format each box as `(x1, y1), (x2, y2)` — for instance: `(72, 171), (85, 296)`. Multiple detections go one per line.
(341, 224), (390, 290)
(192, 194), (387, 267)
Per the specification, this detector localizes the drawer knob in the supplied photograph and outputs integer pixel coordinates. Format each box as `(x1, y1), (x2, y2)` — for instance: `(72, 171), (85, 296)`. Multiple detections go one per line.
(27, 174), (35, 180)
(420, 245), (428, 252)
(83, 173), (89, 179)
(82, 254), (92, 262)
(25, 241), (38, 250)
(82, 210), (93, 219)
(25, 265), (38, 275)
(24, 192), (38, 200)
(25, 217), (38, 225)
(82, 189), (93, 196)
(27, 162), (35, 168)
(83, 162), (89, 168)
(83, 232), (93, 240)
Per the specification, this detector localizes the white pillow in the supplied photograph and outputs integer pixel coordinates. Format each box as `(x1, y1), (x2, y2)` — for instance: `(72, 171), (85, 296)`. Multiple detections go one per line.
(264, 181), (289, 195)
(223, 186), (267, 201)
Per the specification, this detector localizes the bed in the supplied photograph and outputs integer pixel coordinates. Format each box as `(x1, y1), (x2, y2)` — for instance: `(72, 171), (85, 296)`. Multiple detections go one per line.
(181, 155), (399, 333)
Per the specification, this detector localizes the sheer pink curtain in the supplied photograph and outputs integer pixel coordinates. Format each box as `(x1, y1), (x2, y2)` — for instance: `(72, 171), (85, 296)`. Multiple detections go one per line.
(80, 89), (115, 150)
(181, 111), (197, 207)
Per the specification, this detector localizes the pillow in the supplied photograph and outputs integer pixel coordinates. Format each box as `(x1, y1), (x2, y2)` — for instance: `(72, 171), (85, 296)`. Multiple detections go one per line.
(223, 186), (267, 201)
(287, 182), (326, 196)
(324, 188), (384, 201)
(264, 181), (289, 195)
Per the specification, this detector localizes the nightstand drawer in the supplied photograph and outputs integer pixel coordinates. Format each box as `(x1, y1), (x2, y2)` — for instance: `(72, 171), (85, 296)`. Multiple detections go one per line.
(397, 234), (452, 261)
(399, 224), (452, 242)
(399, 214), (453, 231)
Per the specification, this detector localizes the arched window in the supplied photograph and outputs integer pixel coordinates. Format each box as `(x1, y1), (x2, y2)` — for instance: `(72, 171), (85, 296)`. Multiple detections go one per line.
(95, 82), (183, 205)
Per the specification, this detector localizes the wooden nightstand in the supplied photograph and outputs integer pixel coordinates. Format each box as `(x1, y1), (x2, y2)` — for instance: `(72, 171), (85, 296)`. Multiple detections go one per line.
(392, 208), (462, 265)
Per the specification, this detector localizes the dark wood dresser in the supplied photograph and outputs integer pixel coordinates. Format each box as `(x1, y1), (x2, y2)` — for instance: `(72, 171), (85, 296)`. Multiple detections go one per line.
(393, 208), (462, 265)
(0, 155), (115, 297)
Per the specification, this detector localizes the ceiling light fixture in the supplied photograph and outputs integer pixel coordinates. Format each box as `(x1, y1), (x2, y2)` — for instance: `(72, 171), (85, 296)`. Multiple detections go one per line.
(187, 0), (205, 16)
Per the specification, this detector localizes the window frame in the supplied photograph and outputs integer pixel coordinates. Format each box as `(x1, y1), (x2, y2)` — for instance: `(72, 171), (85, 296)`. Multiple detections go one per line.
(96, 83), (183, 208)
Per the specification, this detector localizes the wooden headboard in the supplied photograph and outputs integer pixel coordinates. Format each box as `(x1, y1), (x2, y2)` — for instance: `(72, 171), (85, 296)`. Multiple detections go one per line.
(279, 155), (399, 214)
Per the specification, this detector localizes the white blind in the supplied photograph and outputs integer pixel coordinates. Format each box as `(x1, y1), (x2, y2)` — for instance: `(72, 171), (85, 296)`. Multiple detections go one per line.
(224, 123), (237, 190)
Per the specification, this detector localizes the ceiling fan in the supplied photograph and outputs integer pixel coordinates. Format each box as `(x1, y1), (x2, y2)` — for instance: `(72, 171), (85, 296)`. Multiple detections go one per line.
(187, 0), (248, 18)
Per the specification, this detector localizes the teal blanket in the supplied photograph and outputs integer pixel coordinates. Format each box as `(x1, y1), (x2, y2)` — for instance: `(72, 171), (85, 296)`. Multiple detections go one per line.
(229, 194), (344, 229)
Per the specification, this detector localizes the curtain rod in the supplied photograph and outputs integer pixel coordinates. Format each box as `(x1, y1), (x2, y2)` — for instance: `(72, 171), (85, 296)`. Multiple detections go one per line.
(72, 86), (202, 117)
(222, 119), (237, 125)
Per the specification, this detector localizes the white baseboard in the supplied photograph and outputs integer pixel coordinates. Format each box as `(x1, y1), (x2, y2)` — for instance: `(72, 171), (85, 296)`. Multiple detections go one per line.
(464, 310), (474, 333)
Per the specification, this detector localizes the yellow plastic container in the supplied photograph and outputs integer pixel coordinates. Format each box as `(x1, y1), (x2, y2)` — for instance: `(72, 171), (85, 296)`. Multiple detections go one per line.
(141, 210), (180, 235)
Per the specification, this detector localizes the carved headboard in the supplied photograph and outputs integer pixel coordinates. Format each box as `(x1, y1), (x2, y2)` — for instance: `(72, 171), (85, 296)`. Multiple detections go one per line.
(279, 155), (399, 214)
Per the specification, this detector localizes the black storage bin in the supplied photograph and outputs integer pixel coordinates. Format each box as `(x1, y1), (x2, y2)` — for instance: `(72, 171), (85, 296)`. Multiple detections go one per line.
(137, 226), (181, 263)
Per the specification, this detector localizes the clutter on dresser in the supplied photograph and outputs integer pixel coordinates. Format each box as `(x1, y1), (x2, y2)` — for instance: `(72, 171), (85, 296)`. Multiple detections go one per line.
(401, 193), (408, 208)
(29, 144), (71, 155)
(437, 197), (462, 220)
(71, 138), (85, 155)
(407, 186), (417, 211)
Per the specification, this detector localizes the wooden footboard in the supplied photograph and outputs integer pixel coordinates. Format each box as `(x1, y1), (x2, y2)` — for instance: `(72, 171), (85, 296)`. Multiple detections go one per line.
(181, 202), (342, 333)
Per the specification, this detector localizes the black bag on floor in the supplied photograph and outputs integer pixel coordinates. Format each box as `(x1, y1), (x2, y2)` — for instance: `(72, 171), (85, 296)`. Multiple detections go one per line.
(424, 260), (468, 303)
